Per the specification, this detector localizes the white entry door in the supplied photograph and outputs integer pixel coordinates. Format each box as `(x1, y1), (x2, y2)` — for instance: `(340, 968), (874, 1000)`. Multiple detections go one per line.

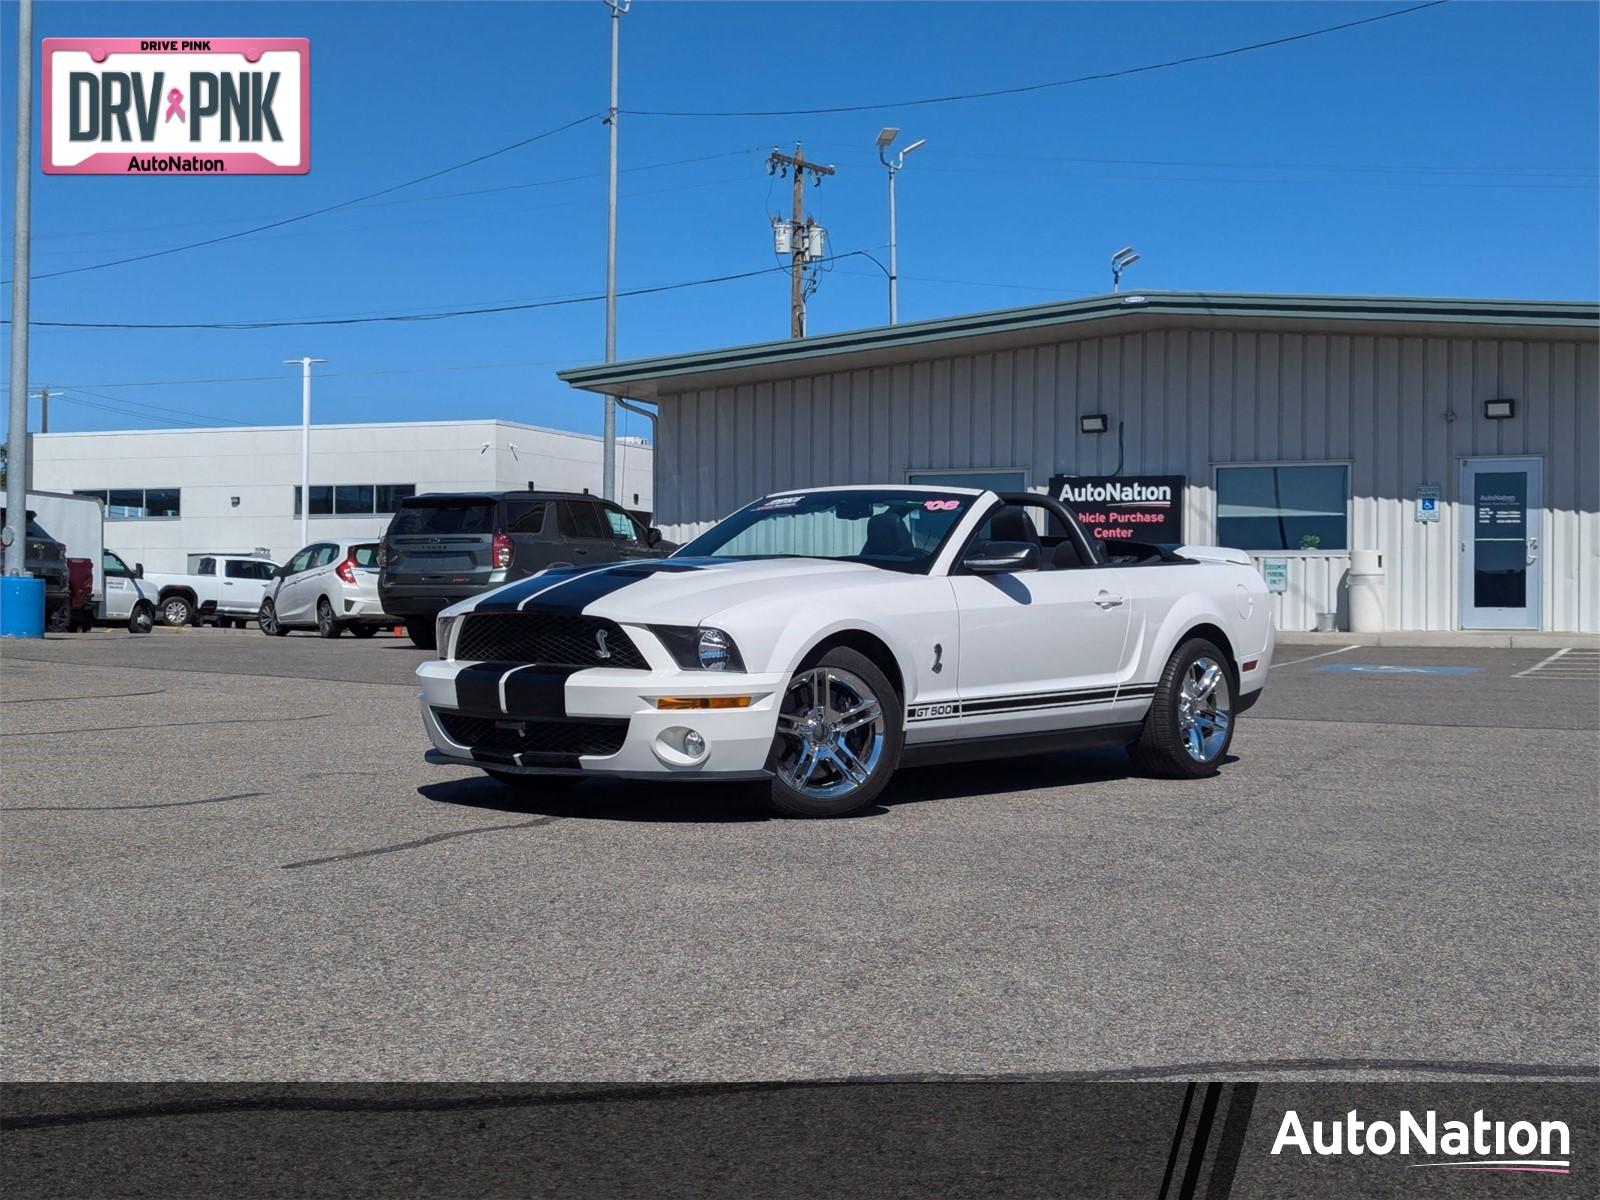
(1460, 457), (1542, 630)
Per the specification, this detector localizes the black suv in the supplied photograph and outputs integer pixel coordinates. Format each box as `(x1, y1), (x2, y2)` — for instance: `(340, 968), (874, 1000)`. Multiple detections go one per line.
(0, 509), (70, 631)
(378, 491), (674, 648)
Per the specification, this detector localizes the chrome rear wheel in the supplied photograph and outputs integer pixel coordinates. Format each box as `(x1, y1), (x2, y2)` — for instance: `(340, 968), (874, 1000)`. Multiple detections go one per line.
(1178, 655), (1232, 763)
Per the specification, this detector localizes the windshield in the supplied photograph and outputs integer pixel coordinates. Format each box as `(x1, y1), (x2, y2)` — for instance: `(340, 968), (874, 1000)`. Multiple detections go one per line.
(677, 490), (977, 574)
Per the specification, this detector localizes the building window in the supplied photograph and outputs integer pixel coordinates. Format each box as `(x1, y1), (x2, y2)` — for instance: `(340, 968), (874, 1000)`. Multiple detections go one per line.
(335, 485), (375, 515)
(1215, 464), (1349, 552)
(76, 487), (180, 519)
(297, 484), (416, 516)
(376, 484), (416, 514)
(907, 469), (1027, 492)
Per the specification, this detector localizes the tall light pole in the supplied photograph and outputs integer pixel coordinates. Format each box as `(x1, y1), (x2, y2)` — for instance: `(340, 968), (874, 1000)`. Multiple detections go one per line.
(1111, 246), (1140, 292)
(601, 0), (630, 502)
(876, 128), (925, 325)
(4, 0), (34, 588)
(284, 357), (326, 547)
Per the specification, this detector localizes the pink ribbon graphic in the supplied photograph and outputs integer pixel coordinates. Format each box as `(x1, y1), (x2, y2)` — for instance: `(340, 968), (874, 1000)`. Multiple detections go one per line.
(164, 88), (185, 123)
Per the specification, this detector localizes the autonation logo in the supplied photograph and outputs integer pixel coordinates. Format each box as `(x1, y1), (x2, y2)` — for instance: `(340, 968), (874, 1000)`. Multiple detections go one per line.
(1055, 480), (1173, 507)
(1272, 1108), (1571, 1175)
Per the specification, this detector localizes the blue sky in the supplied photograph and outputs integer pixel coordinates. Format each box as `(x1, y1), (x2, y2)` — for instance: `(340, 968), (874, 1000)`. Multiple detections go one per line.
(2, 1), (1596, 439)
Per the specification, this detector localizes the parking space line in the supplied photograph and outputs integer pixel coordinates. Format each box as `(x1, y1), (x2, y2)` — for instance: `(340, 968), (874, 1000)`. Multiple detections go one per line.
(1271, 645), (1359, 669)
(1514, 648), (1571, 677)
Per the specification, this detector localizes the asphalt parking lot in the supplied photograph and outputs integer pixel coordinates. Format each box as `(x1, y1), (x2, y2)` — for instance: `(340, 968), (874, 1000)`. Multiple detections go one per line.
(2, 628), (1596, 1083)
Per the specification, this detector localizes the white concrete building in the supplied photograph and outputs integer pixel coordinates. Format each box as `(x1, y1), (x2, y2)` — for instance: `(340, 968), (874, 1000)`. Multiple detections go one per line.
(561, 292), (1599, 634)
(30, 419), (653, 574)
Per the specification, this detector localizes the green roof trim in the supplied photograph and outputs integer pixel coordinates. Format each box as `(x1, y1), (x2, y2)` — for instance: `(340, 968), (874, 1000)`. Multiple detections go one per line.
(559, 290), (1599, 394)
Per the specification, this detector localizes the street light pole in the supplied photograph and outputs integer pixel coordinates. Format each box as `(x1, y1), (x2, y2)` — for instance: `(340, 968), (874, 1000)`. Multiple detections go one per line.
(284, 357), (327, 548)
(4, 0), (34, 581)
(602, 0), (630, 502)
(876, 128), (925, 326)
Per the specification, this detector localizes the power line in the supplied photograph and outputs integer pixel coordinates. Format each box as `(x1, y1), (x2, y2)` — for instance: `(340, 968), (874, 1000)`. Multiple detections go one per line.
(1, 359), (575, 392)
(623, 2), (1451, 117)
(3, 112), (603, 285)
(5, 263), (805, 331)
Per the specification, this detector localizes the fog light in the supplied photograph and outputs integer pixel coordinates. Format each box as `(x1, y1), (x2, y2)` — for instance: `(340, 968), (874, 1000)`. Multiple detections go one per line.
(682, 730), (706, 758)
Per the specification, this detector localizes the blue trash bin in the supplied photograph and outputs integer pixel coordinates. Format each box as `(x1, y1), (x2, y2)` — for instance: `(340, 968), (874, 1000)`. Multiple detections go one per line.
(0, 575), (46, 638)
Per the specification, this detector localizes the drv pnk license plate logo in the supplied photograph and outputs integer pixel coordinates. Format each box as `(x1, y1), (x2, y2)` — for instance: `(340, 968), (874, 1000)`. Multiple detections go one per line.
(43, 39), (310, 174)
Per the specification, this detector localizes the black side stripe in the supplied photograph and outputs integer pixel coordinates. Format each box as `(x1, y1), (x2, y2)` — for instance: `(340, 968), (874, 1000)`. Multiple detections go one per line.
(471, 561), (634, 613)
(907, 684), (1157, 723)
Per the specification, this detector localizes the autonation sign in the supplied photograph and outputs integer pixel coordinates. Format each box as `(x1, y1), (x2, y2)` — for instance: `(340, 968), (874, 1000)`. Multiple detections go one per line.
(1049, 474), (1186, 543)
(43, 38), (309, 175)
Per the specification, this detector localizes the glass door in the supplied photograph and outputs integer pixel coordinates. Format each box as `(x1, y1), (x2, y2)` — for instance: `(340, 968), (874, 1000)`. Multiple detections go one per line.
(1460, 457), (1542, 630)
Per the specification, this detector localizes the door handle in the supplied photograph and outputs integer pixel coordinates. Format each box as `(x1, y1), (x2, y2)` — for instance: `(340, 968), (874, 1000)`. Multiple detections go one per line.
(1095, 591), (1125, 609)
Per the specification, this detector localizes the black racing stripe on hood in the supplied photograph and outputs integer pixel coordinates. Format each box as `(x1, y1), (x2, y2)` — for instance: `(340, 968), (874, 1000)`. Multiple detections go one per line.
(515, 559), (718, 616)
(473, 561), (629, 613)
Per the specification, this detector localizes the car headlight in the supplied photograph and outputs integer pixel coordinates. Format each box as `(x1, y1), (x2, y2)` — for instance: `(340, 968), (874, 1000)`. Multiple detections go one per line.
(436, 612), (465, 659)
(651, 625), (746, 672)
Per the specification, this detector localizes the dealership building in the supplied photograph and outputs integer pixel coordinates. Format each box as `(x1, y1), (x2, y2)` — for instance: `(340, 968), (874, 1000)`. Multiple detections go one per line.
(29, 419), (654, 575)
(561, 291), (1599, 634)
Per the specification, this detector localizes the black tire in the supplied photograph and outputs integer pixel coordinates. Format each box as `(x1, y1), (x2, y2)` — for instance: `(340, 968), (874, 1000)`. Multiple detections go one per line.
(316, 598), (342, 639)
(127, 603), (154, 635)
(406, 621), (437, 650)
(159, 595), (193, 627)
(765, 646), (903, 818)
(1128, 637), (1237, 779)
(46, 600), (70, 632)
(350, 624), (378, 639)
(259, 598), (288, 637)
(484, 770), (582, 791)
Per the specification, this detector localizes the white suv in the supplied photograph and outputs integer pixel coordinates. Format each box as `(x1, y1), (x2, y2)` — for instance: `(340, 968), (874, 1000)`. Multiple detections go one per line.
(259, 540), (394, 638)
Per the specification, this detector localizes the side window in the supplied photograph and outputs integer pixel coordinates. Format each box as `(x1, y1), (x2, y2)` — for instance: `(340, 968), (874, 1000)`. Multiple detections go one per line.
(601, 506), (641, 544)
(225, 560), (259, 579)
(505, 501), (548, 535)
(197, 557), (217, 576)
(285, 549), (314, 576)
(103, 550), (130, 577)
(559, 501), (607, 540)
(310, 544), (339, 569)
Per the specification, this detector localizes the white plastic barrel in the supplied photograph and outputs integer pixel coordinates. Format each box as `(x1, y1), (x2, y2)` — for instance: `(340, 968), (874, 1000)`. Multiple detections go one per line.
(1347, 549), (1386, 633)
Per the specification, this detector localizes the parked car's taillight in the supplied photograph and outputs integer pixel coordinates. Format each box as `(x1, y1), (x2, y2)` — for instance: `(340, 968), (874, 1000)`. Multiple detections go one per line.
(492, 533), (512, 569)
(377, 542), (389, 567)
(336, 555), (358, 584)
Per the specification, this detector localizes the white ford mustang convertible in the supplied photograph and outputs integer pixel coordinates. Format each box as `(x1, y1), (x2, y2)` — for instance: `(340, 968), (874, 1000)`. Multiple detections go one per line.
(417, 485), (1274, 817)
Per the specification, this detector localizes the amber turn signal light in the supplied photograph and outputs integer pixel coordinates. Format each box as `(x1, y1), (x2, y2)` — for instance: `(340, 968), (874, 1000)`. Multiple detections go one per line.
(652, 696), (754, 710)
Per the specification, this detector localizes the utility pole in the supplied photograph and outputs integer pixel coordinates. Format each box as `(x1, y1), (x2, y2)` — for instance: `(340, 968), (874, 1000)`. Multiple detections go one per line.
(4, 0), (34, 590)
(767, 144), (834, 338)
(601, 0), (630, 502)
(876, 129), (925, 325)
(35, 386), (50, 434)
(284, 357), (326, 548)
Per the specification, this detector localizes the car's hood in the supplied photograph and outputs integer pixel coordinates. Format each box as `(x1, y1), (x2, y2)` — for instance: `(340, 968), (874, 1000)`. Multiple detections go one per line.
(465, 556), (905, 625)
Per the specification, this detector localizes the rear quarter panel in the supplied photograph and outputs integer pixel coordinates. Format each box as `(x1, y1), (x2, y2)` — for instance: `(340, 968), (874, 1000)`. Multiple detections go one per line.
(1124, 561), (1273, 687)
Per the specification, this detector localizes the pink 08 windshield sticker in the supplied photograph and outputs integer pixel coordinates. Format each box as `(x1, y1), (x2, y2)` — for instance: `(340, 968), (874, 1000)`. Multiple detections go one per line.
(923, 499), (962, 511)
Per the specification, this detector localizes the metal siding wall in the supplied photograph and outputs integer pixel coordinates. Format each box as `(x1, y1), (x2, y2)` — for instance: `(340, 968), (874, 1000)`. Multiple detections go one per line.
(655, 328), (1599, 631)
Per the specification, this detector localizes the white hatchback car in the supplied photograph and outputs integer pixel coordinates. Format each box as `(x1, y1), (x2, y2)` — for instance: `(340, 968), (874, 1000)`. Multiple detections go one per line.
(259, 539), (394, 638)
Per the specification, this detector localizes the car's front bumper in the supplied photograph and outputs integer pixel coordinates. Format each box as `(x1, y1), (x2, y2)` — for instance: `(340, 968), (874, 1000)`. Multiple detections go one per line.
(417, 658), (788, 778)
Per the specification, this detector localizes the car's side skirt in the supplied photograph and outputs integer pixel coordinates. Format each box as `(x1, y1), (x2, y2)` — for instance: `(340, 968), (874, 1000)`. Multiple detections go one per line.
(905, 683), (1155, 724)
(898, 722), (1145, 769)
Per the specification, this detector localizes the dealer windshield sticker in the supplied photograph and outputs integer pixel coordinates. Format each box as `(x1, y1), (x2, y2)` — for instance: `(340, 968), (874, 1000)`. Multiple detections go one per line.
(43, 38), (310, 175)
(923, 499), (961, 511)
(755, 495), (804, 511)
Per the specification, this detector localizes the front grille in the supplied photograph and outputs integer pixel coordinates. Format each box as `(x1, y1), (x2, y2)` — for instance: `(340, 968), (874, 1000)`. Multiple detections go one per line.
(454, 612), (647, 669)
(436, 711), (628, 758)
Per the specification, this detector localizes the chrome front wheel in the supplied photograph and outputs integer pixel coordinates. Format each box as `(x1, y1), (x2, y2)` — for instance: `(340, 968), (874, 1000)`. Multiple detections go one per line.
(767, 648), (902, 817)
(1177, 655), (1232, 763)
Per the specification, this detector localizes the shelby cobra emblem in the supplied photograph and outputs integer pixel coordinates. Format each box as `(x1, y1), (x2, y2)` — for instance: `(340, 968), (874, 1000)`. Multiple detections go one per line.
(417, 486), (1274, 818)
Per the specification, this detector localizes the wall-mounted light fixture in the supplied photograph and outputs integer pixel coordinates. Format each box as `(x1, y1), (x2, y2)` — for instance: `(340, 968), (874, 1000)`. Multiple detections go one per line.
(1484, 399), (1516, 420)
(230, 496), (240, 507)
(1080, 414), (1109, 434)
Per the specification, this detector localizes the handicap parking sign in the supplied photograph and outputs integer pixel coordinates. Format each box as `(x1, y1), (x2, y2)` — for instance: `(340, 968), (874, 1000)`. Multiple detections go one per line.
(1416, 485), (1441, 523)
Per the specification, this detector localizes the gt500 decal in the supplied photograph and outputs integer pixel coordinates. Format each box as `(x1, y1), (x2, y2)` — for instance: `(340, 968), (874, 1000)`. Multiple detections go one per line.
(908, 685), (1156, 724)
(908, 702), (962, 722)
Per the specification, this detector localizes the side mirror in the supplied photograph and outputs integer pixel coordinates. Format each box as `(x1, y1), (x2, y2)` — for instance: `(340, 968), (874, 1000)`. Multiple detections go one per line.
(134, 563), (144, 579)
(963, 540), (1038, 575)
(646, 527), (662, 547)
